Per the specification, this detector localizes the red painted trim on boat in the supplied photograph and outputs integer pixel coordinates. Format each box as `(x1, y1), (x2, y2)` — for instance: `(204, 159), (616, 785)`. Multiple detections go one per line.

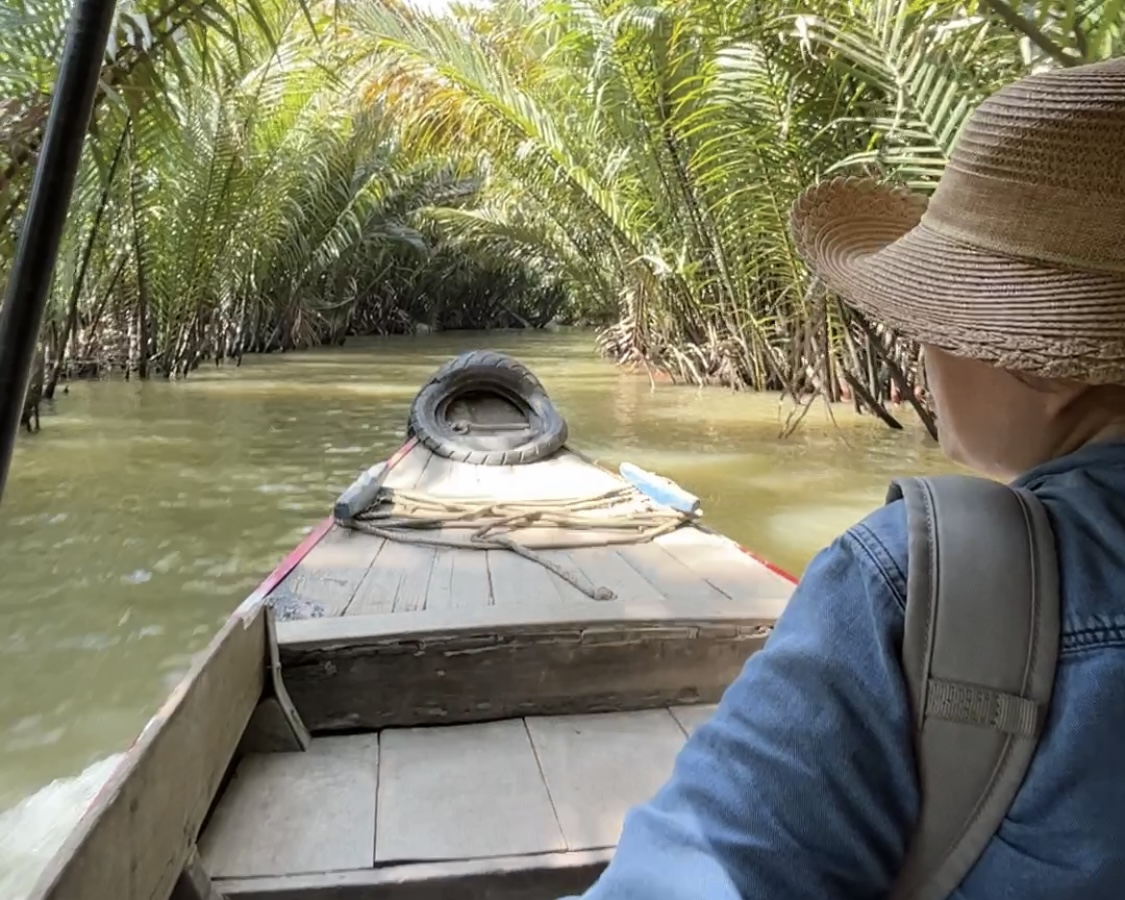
(383, 434), (422, 473)
(244, 515), (334, 606)
(732, 544), (798, 584)
(244, 436), (420, 604)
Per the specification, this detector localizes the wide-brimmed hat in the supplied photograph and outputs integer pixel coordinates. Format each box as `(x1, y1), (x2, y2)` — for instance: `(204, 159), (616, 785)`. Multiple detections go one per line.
(789, 56), (1125, 384)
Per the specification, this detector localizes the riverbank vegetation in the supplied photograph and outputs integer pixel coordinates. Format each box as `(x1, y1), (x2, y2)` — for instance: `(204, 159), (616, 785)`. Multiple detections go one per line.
(1, 0), (1121, 431)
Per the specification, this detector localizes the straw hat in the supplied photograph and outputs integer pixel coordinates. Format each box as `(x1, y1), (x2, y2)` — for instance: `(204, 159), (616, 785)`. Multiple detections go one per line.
(789, 56), (1125, 384)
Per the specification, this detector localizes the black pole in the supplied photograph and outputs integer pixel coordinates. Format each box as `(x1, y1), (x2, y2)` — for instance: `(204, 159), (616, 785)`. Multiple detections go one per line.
(0, 0), (118, 501)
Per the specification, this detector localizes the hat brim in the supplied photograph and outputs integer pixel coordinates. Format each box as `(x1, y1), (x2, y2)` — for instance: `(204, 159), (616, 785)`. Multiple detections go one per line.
(789, 176), (1125, 384)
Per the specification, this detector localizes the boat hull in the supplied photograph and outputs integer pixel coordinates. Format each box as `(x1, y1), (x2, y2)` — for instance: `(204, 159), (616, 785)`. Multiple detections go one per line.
(28, 431), (795, 900)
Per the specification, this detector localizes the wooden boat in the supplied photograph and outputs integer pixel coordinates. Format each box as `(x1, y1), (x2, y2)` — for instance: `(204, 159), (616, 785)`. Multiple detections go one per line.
(26, 353), (797, 900)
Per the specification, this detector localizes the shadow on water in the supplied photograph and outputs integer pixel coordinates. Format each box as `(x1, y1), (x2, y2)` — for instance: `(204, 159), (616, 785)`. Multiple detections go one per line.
(0, 329), (955, 896)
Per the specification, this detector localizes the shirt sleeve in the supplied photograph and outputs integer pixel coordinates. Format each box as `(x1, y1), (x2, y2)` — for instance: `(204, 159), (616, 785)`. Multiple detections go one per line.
(570, 502), (920, 900)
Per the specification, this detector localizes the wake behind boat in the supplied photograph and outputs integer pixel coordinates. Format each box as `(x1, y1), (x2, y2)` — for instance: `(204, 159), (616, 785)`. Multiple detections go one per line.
(28, 352), (796, 900)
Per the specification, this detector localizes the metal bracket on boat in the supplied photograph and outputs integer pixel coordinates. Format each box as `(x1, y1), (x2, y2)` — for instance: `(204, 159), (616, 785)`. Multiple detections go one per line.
(238, 605), (311, 754)
(171, 847), (226, 900)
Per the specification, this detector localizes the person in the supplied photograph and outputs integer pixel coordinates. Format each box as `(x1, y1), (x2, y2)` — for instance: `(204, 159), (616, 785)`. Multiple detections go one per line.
(566, 55), (1125, 899)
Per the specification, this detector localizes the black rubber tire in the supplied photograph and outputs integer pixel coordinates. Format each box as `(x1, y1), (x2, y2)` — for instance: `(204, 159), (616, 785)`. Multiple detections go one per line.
(406, 350), (568, 466)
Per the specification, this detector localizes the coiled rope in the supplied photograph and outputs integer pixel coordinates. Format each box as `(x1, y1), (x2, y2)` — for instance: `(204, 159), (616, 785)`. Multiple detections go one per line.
(337, 486), (692, 601)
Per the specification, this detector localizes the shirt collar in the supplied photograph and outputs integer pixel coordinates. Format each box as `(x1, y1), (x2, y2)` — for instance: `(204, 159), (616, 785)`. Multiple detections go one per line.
(1012, 439), (1125, 488)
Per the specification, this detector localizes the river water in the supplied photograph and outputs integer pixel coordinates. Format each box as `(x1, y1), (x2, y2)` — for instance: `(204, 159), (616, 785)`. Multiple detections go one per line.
(0, 330), (954, 892)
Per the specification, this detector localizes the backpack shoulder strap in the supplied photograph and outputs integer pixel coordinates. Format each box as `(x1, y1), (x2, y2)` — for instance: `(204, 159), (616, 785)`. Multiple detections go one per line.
(886, 474), (1060, 900)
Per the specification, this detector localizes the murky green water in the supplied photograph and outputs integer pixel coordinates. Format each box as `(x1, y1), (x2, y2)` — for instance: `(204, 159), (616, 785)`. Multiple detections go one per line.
(0, 330), (955, 892)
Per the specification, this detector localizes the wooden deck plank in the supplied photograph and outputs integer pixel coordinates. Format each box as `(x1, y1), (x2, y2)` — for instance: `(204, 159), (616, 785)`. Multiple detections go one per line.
(369, 453), (493, 611)
(669, 703), (719, 736)
(545, 546), (668, 605)
(428, 458), (492, 609)
(199, 735), (380, 878)
(270, 442), (438, 620)
(280, 594), (784, 649)
(266, 441), (432, 620)
(214, 850), (611, 899)
(411, 452), (481, 497)
(656, 527), (795, 603)
(426, 545), (494, 609)
(392, 545), (435, 612)
(454, 549), (494, 608)
(532, 452), (622, 495)
(543, 553), (604, 604)
(376, 719), (565, 862)
(380, 441), (436, 491)
(423, 548), (457, 610)
(269, 526), (384, 620)
(476, 458), (610, 601)
(527, 710), (686, 851)
(467, 462), (520, 498)
(432, 460), (487, 499)
(466, 454), (616, 502)
(488, 547), (590, 606)
(615, 541), (734, 606)
(345, 539), (436, 616)
(486, 550), (544, 605)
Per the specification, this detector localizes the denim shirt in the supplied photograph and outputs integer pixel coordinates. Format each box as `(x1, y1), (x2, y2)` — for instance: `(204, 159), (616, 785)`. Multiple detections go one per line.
(570, 441), (1125, 899)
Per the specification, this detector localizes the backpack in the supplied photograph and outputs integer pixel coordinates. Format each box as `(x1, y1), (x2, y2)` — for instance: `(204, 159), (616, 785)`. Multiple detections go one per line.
(886, 475), (1061, 900)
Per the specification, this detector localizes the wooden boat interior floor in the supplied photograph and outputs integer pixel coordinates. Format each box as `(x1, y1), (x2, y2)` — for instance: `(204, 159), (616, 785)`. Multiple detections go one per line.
(201, 705), (717, 895)
(197, 441), (796, 897)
